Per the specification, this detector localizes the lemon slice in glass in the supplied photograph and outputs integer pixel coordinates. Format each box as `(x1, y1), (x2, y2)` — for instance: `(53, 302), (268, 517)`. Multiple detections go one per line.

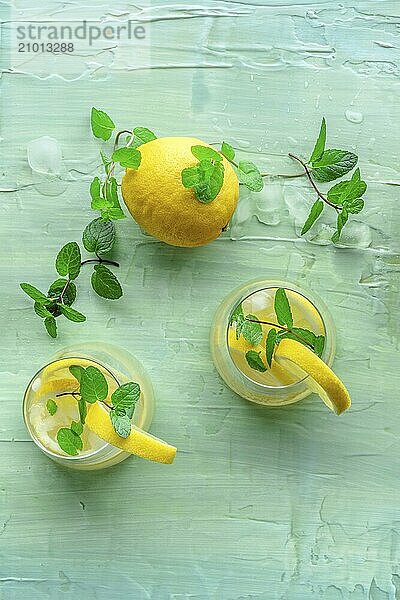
(275, 339), (351, 414)
(86, 403), (177, 464)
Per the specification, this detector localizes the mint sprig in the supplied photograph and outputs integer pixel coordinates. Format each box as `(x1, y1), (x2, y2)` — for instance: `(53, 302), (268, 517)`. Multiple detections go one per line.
(229, 288), (326, 373)
(181, 146), (225, 203)
(289, 118), (367, 242)
(20, 232), (122, 337)
(53, 364), (141, 455)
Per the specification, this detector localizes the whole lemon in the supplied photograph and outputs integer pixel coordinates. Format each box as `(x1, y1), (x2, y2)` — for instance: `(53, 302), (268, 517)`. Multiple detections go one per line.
(121, 137), (239, 247)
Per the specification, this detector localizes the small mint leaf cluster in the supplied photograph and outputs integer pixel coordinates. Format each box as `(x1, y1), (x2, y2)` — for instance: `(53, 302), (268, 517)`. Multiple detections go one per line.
(229, 288), (325, 373)
(52, 364), (141, 456)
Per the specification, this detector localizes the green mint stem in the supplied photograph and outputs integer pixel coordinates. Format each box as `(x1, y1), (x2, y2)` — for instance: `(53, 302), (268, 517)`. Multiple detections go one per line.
(55, 390), (113, 409)
(56, 391), (80, 398)
(288, 153), (340, 212)
(81, 258), (119, 268)
(260, 171), (304, 179)
(114, 129), (133, 149)
(245, 318), (315, 350)
(56, 258), (119, 306)
(102, 129), (135, 196)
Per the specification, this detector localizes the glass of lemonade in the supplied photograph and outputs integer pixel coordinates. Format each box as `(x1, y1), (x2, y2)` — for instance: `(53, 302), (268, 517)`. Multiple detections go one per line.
(23, 342), (154, 470)
(210, 279), (336, 406)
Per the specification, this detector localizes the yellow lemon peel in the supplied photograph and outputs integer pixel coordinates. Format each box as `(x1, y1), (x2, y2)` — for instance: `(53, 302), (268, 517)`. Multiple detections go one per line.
(275, 339), (351, 414)
(86, 403), (176, 464)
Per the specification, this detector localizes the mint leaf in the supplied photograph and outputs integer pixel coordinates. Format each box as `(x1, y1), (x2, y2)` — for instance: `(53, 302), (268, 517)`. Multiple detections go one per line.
(332, 208), (349, 243)
(34, 302), (53, 319)
(71, 421), (83, 436)
(278, 328), (316, 349)
(311, 150), (358, 182)
(242, 315), (263, 346)
(111, 382), (140, 418)
(237, 161), (264, 192)
(112, 147), (141, 169)
(82, 218), (115, 256)
(292, 328), (316, 346)
(314, 335), (325, 357)
(105, 177), (119, 207)
(265, 328), (277, 367)
(196, 161), (224, 203)
(245, 350), (267, 373)
(46, 398), (58, 416)
(327, 169), (367, 205)
(182, 159), (224, 203)
(181, 165), (201, 188)
(343, 198), (364, 214)
(20, 283), (47, 303)
(301, 199), (324, 235)
(110, 411), (131, 438)
(55, 242), (81, 280)
(133, 127), (157, 146)
(102, 207), (126, 221)
(310, 117), (326, 163)
(78, 397), (87, 424)
(274, 288), (293, 328)
(91, 264), (123, 299)
(44, 317), (57, 338)
(191, 145), (222, 162)
(221, 142), (235, 162)
(69, 365), (85, 383)
(80, 366), (108, 404)
(57, 428), (82, 456)
(90, 176), (107, 211)
(48, 279), (76, 306)
(58, 304), (86, 323)
(229, 303), (245, 340)
(91, 107), (115, 141)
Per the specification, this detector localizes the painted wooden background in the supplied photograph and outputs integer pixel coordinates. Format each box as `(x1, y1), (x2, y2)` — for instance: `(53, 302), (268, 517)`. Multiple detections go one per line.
(1, 1), (399, 598)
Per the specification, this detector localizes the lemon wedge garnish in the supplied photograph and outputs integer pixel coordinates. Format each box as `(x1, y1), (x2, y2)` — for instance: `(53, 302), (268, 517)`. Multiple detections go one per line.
(275, 339), (351, 415)
(35, 377), (76, 398)
(86, 403), (177, 464)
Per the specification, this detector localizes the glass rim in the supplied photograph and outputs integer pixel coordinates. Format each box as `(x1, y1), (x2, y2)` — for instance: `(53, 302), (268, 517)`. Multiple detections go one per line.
(225, 284), (328, 391)
(23, 355), (121, 461)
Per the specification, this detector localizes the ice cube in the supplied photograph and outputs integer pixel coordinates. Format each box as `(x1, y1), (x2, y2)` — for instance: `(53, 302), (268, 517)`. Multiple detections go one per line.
(27, 136), (64, 175)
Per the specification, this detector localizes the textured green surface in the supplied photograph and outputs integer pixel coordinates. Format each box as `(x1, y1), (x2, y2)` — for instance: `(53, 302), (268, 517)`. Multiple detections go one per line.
(1, 1), (400, 598)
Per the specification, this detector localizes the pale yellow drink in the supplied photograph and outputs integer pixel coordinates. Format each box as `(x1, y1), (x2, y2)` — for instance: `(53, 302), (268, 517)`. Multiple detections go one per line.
(210, 279), (336, 406)
(27, 357), (117, 457)
(228, 287), (325, 386)
(23, 343), (155, 469)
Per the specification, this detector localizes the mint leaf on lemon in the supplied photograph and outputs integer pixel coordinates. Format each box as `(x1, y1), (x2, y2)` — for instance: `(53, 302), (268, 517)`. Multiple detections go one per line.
(191, 145), (222, 162)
